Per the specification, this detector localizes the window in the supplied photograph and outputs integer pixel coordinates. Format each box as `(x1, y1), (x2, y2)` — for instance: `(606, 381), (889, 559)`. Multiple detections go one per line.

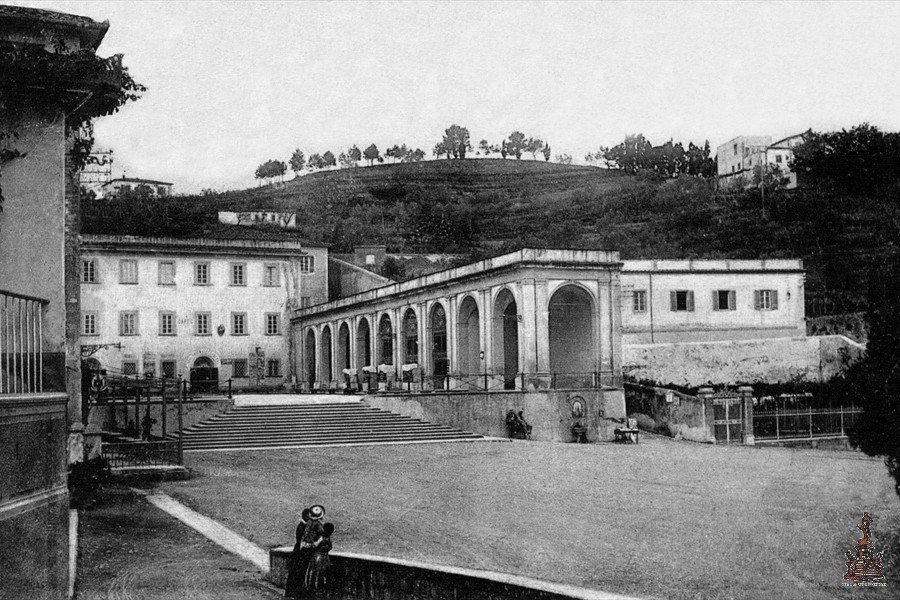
(776, 154), (783, 164)
(266, 359), (282, 378)
(300, 296), (312, 308)
(713, 290), (736, 311)
(231, 263), (246, 286)
(82, 312), (98, 336)
(81, 259), (97, 283)
(194, 262), (210, 285)
(733, 143), (738, 155)
(159, 311), (176, 335)
(157, 186), (168, 196)
(755, 290), (779, 311)
(264, 264), (280, 287)
(232, 312), (247, 335)
(669, 290), (695, 312)
(119, 311), (138, 335)
(365, 254), (376, 265)
(265, 313), (280, 336)
(161, 360), (177, 379)
(632, 290), (647, 312)
(232, 359), (248, 378)
(119, 259), (138, 284)
(122, 361), (138, 376)
(298, 256), (314, 273)
(195, 312), (211, 336)
(158, 261), (176, 285)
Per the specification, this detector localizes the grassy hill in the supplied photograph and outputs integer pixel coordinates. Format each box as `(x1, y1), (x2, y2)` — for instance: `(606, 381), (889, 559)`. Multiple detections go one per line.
(82, 158), (897, 316)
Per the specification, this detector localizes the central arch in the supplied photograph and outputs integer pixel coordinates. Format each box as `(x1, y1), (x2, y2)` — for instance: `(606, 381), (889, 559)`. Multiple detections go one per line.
(493, 288), (519, 389)
(305, 329), (317, 387)
(457, 296), (480, 378)
(549, 284), (596, 387)
(356, 318), (372, 369)
(337, 322), (351, 375)
(190, 356), (218, 393)
(319, 325), (332, 386)
(378, 314), (393, 366)
(430, 303), (449, 388)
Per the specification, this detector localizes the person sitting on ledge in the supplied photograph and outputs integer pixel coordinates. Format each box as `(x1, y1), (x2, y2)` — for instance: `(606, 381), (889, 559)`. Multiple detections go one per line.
(305, 522), (335, 592)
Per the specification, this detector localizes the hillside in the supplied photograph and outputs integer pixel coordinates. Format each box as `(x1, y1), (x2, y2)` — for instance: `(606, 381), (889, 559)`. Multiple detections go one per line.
(82, 158), (897, 316)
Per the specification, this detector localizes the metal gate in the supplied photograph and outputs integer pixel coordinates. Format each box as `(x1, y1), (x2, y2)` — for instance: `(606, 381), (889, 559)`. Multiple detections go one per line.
(712, 394), (743, 444)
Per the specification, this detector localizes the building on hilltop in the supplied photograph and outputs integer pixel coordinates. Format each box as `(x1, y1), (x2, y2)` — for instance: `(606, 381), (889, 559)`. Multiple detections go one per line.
(102, 176), (173, 198)
(80, 234), (329, 391)
(717, 133), (806, 190)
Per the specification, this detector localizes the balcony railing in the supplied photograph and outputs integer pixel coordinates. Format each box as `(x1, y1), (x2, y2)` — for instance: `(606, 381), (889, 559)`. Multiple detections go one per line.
(307, 370), (624, 393)
(101, 440), (181, 467)
(0, 290), (48, 395)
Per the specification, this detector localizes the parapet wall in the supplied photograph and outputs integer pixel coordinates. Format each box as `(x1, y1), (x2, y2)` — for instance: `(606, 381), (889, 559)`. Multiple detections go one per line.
(365, 389), (626, 442)
(622, 335), (863, 387)
(269, 548), (639, 600)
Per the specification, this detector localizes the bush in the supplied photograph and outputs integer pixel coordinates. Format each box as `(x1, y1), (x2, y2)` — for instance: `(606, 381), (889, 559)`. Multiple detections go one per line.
(68, 457), (111, 510)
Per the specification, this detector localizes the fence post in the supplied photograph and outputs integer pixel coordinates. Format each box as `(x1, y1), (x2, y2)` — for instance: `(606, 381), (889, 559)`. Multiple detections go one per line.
(840, 405), (845, 436)
(738, 386), (755, 445)
(809, 407), (813, 438)
(775, 406), (780, 440)
(228, 378), (233, 400)
(177, 375), (184, 465)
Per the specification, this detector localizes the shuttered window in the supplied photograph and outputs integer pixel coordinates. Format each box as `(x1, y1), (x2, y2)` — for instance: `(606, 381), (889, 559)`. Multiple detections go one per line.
(754, 290), (779, 310)
(713, 290), (736, 311)
(670, 290), (694, 312)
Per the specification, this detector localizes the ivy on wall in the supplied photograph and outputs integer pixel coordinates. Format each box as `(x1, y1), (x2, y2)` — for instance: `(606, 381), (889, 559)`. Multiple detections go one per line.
(0, 37), (145, 212)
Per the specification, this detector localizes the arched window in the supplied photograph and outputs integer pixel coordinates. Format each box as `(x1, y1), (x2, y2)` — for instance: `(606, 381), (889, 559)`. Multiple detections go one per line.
(403, 309), (418, 364)
(379, 315), (393, 365)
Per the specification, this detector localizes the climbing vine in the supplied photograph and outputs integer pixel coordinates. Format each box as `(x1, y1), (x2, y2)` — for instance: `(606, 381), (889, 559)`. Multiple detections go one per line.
(0, 37), (145, 212)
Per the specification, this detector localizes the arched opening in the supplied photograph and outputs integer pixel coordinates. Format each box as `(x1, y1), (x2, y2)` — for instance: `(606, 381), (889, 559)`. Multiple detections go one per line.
(319, 325), (332, 386)
(402, 309), (418, 365)
(337, 322), (351, 375)
(457, 296), (480, 378)
(190, 356), (218, 393)
(430, 303), (448, 388)
(492, 289), (519, 390)
(305, 329), (317, 387)
(549, 284), (596, 388)
(378, 315), (393, 366)
(356, 318), (372, 369)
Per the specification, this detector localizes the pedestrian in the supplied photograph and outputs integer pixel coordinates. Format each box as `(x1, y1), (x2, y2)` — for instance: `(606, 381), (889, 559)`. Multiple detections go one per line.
(284, 507), (311, 599)
(304, 522), (335, 593)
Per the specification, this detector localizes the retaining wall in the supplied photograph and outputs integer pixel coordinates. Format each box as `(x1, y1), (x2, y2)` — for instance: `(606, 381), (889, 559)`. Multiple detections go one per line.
(88, 396), (232, 438)
(622, 335), (863, 387)
(365, 389), (626, 442)
(269, 547), (637, 600)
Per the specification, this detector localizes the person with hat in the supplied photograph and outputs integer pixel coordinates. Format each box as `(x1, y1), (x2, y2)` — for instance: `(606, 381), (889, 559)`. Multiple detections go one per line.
(285, 504), (326, 598)
(284, 507), (311, 599)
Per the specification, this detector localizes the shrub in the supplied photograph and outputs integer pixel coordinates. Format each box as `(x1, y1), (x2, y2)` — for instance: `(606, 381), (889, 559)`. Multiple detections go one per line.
(68, 457), (111, 510)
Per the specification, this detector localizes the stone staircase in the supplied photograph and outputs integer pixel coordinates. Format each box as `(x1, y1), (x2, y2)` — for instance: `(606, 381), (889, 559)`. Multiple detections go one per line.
(172, 397), (484, 451)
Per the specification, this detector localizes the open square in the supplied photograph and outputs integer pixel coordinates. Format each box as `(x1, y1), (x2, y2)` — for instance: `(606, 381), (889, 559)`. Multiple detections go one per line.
(158, 438), (899, 600)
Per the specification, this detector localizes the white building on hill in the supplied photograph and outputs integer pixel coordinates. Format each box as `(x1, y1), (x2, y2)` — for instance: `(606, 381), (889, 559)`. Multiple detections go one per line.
(717, 133), (805, 189)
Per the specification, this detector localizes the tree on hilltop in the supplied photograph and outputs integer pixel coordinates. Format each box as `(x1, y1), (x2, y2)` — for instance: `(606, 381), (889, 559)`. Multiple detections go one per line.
(542, 143), (551, 162)
(363, 143), (381, 166)
(526, 137), (544, 159)
(322, 150), (336, 167)
(307, 153), (325, 170)
(405, 148), (425, 162)
(556, 153), (573, 164)
(478, 139), (492, 156)
(441, 124), (471, 159)
(338, 151), (353, 168)
(349, 145), (362, 163)
(506, 131), (527, 159)
(254, 159), (286, 183)
(289, 149), (305, 175)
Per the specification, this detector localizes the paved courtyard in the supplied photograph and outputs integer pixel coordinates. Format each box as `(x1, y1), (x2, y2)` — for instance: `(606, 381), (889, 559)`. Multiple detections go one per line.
(158, 436), (899, 600)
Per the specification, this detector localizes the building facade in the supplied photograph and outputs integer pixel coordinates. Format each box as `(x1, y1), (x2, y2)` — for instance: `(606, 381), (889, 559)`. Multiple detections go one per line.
(717, 134), (805, 189)
(80, 235), (328, 390)
(101, 176), (173, 198)
(620, 259), (806, 344)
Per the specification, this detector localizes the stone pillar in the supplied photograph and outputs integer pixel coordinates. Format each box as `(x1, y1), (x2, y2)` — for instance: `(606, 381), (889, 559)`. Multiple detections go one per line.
(698, 387), (714, 443)
(738, 385), (755, 445)
(417, 302), (427, 373)
(64, 141), (84, 464)
(448, 295), (458, 386)
(329, 321), (338, 389)
(480, 288), (492, 386)
(608, 270), (623, 381)
(533, 280), (550, 373)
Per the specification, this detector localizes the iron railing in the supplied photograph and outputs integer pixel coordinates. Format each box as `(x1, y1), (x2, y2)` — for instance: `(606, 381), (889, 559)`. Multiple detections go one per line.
(307, 370), (624, 393)
(0, 289), (48, 395)
(101, 440), (181, 467)
(753, 406), (861, 442)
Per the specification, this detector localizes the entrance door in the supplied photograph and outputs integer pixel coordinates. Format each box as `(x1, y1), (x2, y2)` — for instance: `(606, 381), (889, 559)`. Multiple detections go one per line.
(190, 356), (219, 393)
(713, 396), (743, 443)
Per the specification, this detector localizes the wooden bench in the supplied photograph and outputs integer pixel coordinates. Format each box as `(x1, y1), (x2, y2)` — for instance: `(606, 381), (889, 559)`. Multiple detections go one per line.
(614, 428), (639, 444)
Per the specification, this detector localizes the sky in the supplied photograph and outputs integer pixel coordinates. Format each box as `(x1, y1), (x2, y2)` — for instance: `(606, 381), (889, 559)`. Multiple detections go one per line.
(11, 1), (900, 194)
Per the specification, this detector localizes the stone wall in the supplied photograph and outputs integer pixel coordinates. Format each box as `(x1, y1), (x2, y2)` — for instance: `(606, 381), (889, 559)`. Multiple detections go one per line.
(269, 548), (633, 600)
(90, 396), (231, 438)
(622, 335), (863, 387)
(625, 383), (714, 443)
(365, 389), (626, 442)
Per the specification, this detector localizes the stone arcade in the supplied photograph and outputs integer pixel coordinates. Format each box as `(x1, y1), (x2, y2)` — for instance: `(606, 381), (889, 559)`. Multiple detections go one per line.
(291, 249), (627, 441)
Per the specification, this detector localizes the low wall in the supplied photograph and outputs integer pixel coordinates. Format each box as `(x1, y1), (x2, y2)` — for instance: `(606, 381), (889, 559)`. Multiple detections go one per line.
(269, 547), (637, 600)
(88, 396), (232, 438)
(625, 383), (714, 443)
(622, 335), (863, 387)
(365, 389), (626, 442)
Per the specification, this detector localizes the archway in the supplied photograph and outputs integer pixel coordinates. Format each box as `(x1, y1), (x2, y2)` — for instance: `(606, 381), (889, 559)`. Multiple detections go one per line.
(319, 325), (332, 386)
(457, 296), (480, 378)
(190, 356), (218, 393)
(305, 329), (317, 387)
(378, 315), (393, 366)
(337, 322), (351, 375)
(356, 318), (372, 369)
(549, 284), (596, 387)
(402, 309), (418, 364)
(430, 303), (449, 388)
(493, 289), (519, 389)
